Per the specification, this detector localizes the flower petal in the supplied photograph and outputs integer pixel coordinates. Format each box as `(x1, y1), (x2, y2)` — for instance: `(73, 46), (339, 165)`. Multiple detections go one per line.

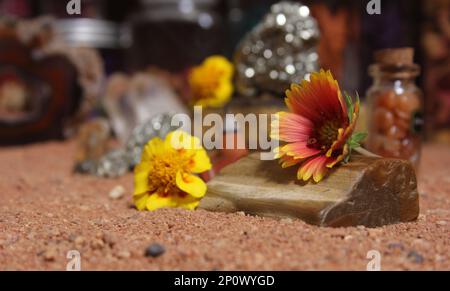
(285, 70), (346, 124)
(133, 193), (149, 211)
(166, 130), (201, 150)
(141, 137), (164, 161)
(273, 146), (284, 159)
(133, 163), (151, 195)
(196, 81), (232, 108)
(204, 55), (234, 79)
(176, 171), (207, 198)
(189, 55), (233, 108)
(327, 98), (360, 155)
(282, 142), (321, 159)
(190, 149), (212, 173)
(172, 195), (201, 210)
(272, 112), (313, 142)
(279, 155), (302, 168)
(312, 161), (329, 183)
(297, 156), (329, 182)
(146, 193), (177, 211)
(326, 145), (349, 168)
(326, 128), (345, 157)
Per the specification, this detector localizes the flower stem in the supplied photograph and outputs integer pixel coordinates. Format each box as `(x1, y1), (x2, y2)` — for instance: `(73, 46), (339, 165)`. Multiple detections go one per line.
(354, 147), (381, 158)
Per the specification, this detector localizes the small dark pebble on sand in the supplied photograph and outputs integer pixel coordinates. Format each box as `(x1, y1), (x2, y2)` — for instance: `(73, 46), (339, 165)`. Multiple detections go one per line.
(387, 243), (404, 250)
(145, 243), (166, 258)
(407, 250), (424, 264)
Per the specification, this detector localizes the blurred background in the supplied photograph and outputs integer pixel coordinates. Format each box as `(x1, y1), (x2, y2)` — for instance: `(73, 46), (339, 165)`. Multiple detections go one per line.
(0, 0), (424, 86)
(0, 0), (449, 154)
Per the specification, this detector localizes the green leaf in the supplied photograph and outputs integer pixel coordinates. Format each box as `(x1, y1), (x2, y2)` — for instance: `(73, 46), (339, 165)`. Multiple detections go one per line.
(343, 91), (354, 122)
(350, 132), (367, 144)
(344, 152), (351, 163)
(347, 132), (367, 155)
(343, 92), (363, 164)
(355, 91), (360, 105)
(348, 141), (360, 149)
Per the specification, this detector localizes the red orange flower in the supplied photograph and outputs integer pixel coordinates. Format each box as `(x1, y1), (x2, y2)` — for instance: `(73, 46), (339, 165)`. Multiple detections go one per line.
(271, 69), (365, 183)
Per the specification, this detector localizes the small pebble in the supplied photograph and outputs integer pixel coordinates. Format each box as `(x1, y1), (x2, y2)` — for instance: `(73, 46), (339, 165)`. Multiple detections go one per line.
(102, 233), (117, 248)
(418, 214), (426, 221)
(387, 242), (404, 251)
(280, 218), (293, 224)
(368, 228), (383, 237)
(109, 185), (125, 200)
(117, 250), (131, 259)
(41, 247), (58, 262)
(436, 220), (447, 226)
(79, 205), (90, 211)
(74, 236), (86, 247)
(344, 235), (354, 241)
(26, 232), (36, 240)
(48, 229), (61, 237)
(407, 250), (424, 264)
(145, 243), (166, 258)
(91, 239), (105, 250)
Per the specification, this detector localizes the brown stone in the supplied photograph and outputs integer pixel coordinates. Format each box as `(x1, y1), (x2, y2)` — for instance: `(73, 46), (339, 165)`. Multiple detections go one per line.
(199, 153), (419, 228)
(74, 118), (111, 162)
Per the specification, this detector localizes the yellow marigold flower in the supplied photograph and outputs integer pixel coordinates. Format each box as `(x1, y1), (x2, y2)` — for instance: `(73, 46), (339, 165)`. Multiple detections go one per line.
(188, 55), (234, 108)
(133, 131), (212, 211)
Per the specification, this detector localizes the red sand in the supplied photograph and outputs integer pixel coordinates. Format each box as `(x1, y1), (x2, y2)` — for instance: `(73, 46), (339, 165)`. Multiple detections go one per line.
(0, 141), (449, 270)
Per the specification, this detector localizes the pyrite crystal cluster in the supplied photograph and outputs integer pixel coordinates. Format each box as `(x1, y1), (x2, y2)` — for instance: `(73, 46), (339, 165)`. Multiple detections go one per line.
(76, 113), (176, 178)
(234, 1), (320, 97)
(126, 113), (176, 167)
(98, 113), (176, 178)
(95, 114), (175, 178)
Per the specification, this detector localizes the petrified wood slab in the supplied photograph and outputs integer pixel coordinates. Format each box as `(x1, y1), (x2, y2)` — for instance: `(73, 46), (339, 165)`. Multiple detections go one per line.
(199, 153), (419, 227)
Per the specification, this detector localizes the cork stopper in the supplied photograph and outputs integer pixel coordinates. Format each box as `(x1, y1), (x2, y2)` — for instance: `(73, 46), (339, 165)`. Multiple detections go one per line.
(374, 47), (415, 66)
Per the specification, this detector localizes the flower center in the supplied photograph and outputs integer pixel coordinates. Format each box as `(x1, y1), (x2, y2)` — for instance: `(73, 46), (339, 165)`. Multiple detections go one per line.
(193, 69), (225, 100)
(146, 150), (193, 196)
(311, 120), (340, 149)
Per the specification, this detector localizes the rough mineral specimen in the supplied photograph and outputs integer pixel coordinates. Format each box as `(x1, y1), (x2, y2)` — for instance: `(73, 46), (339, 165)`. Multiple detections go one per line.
(95, 113), (176, 177)
(102, 73), (186, 144)
(97, 149), (130, 178)
(73, 118), (111, 175)
(234, 1), (320, 97)
(74, 113), (176, 178)
(125, 113), (177, 167)
(200, 153), (420, 228)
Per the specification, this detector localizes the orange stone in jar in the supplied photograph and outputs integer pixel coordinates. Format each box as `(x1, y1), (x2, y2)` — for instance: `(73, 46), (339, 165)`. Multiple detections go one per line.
(396, 93), (420, 114)
(386, 125), (406, 140)
(377, 90), (397, 110)
(401, 138), (416, 158)
(395, 117), (410, 132)
(370, 134), (384, 153)
(373, 107), (395, 133)
(382, 136), (402, 157)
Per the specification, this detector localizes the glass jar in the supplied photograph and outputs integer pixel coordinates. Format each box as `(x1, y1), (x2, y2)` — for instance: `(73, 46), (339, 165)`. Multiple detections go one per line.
(366, 48), (424, 169)
(128, 0), (224, 72)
